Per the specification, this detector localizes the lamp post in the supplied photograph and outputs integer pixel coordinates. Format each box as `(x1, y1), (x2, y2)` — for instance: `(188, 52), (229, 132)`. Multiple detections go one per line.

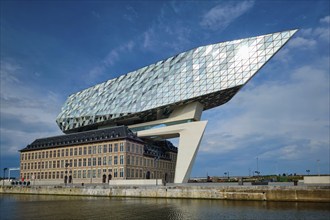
(224, 172), (229, 180)
(306, 169), (310, 176)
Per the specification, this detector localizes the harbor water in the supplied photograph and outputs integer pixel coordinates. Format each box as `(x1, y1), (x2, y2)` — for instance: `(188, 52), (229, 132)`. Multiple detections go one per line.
(0, 194), (329, 220)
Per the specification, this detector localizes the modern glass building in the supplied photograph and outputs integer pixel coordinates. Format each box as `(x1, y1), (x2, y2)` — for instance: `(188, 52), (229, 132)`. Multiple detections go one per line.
(56, 30), (297, 134)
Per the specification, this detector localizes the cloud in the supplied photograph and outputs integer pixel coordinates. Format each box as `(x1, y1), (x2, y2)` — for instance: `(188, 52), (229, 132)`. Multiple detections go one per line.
(86, 41), (135, 83)
(288, 36), (317, 49)
(0, 59), (62, 157)
(123, 6), (138, 22)
(320, 15), (330, 24)
(200, 1), (254, 31)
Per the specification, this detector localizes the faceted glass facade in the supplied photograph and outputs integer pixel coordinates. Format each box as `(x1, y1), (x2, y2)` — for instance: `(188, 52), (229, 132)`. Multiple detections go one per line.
(57, 30), (297, 133)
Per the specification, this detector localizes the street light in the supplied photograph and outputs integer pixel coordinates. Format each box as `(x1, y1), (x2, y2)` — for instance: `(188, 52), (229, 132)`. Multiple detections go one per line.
(224, 172), (229, 180)
(306, 169), (310, 176)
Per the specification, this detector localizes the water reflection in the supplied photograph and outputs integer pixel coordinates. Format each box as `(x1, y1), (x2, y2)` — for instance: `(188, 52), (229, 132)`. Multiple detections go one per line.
(0, 194), (329, 220)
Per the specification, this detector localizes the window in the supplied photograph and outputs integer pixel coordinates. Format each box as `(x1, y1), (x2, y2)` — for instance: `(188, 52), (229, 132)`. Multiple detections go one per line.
(83, 158), (87, 167)
(98, 157), (101, 166)
(83, 147), (87, 155)
(97, 169), (101, 178)
(74, 148), (77, 156)
(132, 156), (134, 166)
(140, 169), (142, 178)
(78, 170), (81, 178)
(49, 151), (52, 158)
(42, 152), (45, 158)
(132, 144), (135, 153)
(46, 151), (48, 158)
(127, 168), (130, 178)
(108, 156), (112, 165)
(127, 143), (130, 152)
(88, 158), (91, 166)
(70, 148), (73, 156)
(131, 169), (134, 178)
(32, 153), (34, 160)
(92, 158), (96, 166)
(82, 170), (85, 178)
(120, 143), (124, 152)
(115, 143), (119, 152)
(98, 145), (102, 154)
(120, 168), (124, 177)
(103, 145), (107, 153)
(114, 156), (118, 165)
(73, 170), (77, 178)
(136, 157), (139, 166)
(93, 146), (96, 154)
(78, 159), (82, 167)
(103, 156), (107, 165)
(74, 159), (77, 167)
(79, 148), (82, 155)
(61, 149), (64, 157)
(88, 146), (92, 154)
(109, 144), (113, 152)
(92, 170), (96, 178)
(120, 155), (124, 165)
(114, 168), (118, 177)
(127, 156), (130, 165)
(57, 150), (60, 157)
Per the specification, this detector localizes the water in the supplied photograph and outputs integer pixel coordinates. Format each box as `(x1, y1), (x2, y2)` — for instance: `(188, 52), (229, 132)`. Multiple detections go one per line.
(0, 194), (329, 220)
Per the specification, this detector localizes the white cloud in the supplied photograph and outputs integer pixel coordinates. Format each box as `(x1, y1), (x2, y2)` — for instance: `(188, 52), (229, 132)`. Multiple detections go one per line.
(86, 40), (135, 83)
(0, 59), (62, 157)
(200, 58), (329, 165)
(320, 15), (330, 24)
(288, 36), (317, 49)
(200, 1), (254, 31)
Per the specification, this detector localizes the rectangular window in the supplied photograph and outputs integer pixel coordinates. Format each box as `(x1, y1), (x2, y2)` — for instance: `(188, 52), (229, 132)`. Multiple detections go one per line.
(65, 149), (68, 157)
(103, 145), (107, 153)
(98, 157), (101, 166)
(92, 158), (96, 166)
(127, 156), (130, 165)
(114, 168), (118, 177)
(74, 148), (77, 156)
(88, 146), (92, 154)
(78, 170), (81, 178)
(103, 156), (107, 165)
(78, 159), (82, 167)
(42, 152), (45, 158)
(83, 158), (86, 167)
(120, 143), (124, 152)
(120, 168), (124, 177)
(108, 156), (112, 165)
(88, 158), (91, 166)
(132, 156), (134, 166)
(114, 156), (118, 165)
(31, 153), (34, 160)
(87, 170), (91, 178)
(127, 143), (130, 152)
(45, 151), (48, 158)
(49, 151), (52, 158)
(109, 144), (113, 152)
(92, 170), (96, 178)
(83, 147), (87, 155)
(131, 169), (134, 178)
(97, 169), (101, 178)
(127, 168), (130, 178)
(93, 146), (96, 154)
(79, 148), (82, 155)
(73, 170), (77, 178)
(114, 144), (118, 152)
(98, 145), (102, 154)
(120, 155), (124, 165)
(60, 171), (64, 179)
(140, 169), (142, 178)
(74, 159), (77, 167)
(70, 148), (73, 156)
(132, 144), (135, 154)
(82, 170), (86, 178)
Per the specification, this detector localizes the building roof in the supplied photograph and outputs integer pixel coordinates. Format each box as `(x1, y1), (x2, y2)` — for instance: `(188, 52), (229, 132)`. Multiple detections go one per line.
(56, 30), (297, 133)
(20, 126), (144, 152)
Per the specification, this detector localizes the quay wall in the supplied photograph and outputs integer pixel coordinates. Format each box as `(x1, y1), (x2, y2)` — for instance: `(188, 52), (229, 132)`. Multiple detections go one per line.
(1, 185), (329, 202)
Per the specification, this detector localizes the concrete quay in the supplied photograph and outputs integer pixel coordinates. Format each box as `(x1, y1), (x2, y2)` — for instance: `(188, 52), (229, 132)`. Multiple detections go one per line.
(1, 184), (329, 203)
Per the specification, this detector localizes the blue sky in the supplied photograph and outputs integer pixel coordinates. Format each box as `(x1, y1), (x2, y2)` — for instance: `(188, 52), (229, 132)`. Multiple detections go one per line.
(1, 0), (329, 178)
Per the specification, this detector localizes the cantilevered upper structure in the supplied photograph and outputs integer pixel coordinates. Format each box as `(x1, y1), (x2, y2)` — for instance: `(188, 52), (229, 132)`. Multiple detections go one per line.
(56, 30), (297, 183)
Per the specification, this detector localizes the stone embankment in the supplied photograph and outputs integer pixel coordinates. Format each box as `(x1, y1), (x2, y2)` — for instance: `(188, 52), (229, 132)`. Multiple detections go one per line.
(1, 185), (329, 202)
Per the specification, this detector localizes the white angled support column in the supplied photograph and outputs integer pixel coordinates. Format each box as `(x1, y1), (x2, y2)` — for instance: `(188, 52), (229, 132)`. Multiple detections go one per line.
(137, 121), (208, 183)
